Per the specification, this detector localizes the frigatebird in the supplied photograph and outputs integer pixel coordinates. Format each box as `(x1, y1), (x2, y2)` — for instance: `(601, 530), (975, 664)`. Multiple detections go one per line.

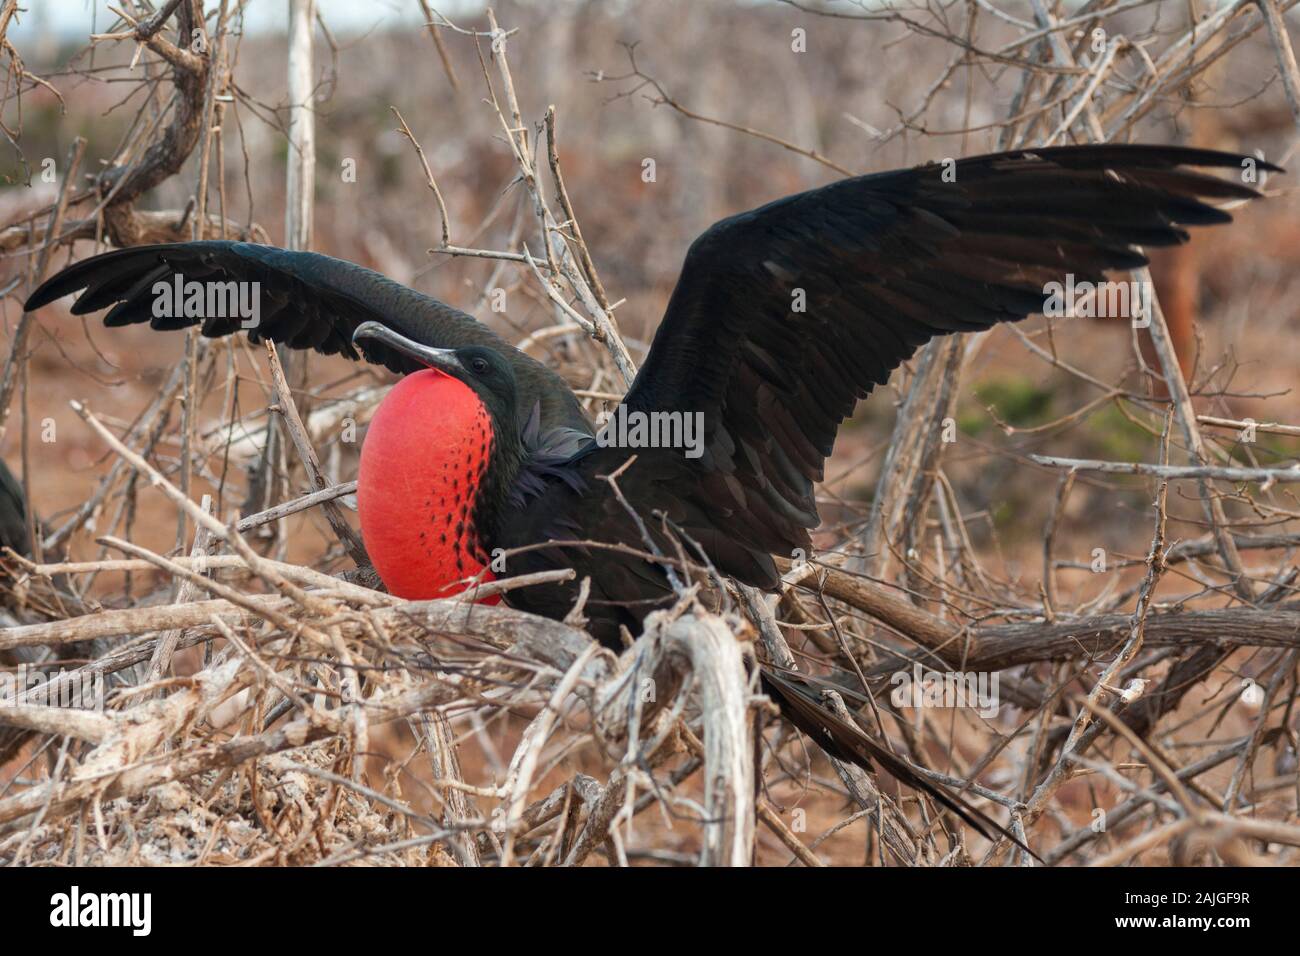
(24, 144), (1278, 852)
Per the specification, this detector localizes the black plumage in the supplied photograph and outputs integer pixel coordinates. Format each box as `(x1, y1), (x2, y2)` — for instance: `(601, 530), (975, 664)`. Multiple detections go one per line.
(0, 460), (30, 565)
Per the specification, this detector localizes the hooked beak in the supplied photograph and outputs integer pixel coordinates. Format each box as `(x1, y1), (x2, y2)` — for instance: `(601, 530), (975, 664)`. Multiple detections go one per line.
(353, 321), (464, 377)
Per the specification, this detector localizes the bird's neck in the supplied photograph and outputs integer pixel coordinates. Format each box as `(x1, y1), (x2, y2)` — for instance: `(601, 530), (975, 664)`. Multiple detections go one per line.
(357, 369), (518, 601)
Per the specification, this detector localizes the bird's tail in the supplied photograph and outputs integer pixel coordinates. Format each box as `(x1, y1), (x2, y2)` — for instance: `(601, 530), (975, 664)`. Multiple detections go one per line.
(759, 665), (1040, 862)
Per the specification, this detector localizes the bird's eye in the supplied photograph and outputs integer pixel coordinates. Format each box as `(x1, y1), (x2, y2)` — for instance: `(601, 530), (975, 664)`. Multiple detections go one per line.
(470, 357), (490, 375)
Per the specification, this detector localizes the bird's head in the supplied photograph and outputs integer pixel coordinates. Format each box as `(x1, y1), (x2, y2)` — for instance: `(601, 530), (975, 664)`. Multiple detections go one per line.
(352, 322), (520, 435)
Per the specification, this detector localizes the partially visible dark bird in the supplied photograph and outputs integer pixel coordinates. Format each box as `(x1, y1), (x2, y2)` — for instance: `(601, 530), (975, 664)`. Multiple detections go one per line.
(0, 462), (88, 634)
(0, 459), (97, 766)
(25, 144), (1279, 852)
(0, 458), (33, 765)
(0, 459), (30, 566)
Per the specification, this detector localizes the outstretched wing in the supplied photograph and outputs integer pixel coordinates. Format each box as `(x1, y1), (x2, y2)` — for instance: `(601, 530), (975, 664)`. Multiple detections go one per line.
(24, 240), (590, 433)
(622, 144), (1277, 562)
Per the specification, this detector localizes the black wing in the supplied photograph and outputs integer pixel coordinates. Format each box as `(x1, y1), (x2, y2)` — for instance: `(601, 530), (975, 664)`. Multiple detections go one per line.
(23, 241), (590, 433)
(623, 144), (1277, 561)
